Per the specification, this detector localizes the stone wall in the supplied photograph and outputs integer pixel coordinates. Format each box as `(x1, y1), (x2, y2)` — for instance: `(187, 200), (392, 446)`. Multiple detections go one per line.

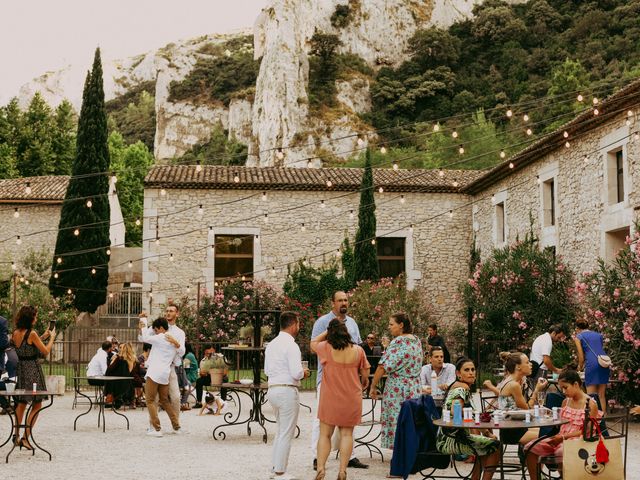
(0, 203), (61, 271)
(472, 114), (639, 274)
(142, 187), (473, 327)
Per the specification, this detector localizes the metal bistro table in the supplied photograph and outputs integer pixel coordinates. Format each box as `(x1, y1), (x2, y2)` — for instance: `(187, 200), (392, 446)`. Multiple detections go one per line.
(433, 415), (568, 480)
(72, 376), (132, 432)
(0, 389), (60, 462)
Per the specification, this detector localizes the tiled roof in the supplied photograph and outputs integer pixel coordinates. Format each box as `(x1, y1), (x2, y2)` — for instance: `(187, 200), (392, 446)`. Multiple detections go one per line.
(144, 165), (485, 193)
(463, 78), (640, 194)
(0, 175), (69, 202)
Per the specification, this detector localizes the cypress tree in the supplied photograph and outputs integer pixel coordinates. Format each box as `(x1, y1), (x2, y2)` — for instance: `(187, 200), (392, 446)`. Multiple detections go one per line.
(49, 48), (110, 313)
(353, 149), (379, 282)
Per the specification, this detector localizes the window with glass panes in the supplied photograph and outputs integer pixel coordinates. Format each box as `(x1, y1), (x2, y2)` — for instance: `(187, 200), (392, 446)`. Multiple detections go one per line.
(376, 237), (406, 278)
(214, 235), (254, 281)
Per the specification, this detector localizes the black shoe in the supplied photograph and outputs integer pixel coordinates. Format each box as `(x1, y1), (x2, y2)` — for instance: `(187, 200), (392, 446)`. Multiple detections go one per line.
(194, 402), (202, 408)
(313, 458), (317, 471)
(347, 458), (368, 469)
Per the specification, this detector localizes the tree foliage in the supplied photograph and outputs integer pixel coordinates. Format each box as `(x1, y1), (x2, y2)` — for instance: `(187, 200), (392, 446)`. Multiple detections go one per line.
(173, 122), (247, 166)
(49, 49), (111, 314)
(106, 81), (156, 151)
(308, 31), (343, 108)
(353, 149), (379, 282)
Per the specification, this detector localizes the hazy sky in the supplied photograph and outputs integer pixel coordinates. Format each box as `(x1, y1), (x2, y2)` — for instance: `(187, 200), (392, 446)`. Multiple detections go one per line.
(0, 0), (267, 104)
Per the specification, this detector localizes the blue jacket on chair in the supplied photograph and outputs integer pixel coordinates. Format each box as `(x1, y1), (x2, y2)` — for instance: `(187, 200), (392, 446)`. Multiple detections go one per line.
(390, 394), (441, 479)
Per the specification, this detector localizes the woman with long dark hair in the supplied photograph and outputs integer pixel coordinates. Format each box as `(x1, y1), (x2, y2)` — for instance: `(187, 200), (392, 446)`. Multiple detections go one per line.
(10, 306), (56, 449)
(311, 319), (370, 480)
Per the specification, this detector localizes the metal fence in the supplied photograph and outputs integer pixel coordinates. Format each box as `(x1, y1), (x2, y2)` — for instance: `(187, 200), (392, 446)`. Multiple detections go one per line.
(95, 287), (142, 328)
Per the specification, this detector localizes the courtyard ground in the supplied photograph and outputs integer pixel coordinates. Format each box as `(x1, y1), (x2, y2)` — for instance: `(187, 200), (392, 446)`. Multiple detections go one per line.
(0, 391), (637, 479)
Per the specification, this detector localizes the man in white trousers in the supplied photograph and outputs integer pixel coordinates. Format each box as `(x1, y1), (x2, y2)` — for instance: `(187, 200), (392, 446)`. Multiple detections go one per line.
(265, 311), (310, 480)
(310, 291), (367, 470)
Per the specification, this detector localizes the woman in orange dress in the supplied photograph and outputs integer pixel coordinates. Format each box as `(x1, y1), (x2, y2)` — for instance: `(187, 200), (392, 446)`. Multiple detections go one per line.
(311, 319), (370, 480)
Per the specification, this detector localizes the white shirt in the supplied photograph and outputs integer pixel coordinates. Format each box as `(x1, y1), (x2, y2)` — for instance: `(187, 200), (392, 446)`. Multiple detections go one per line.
(419, 363), (456, 396)
(264, 331), (304, 387)
(140, 329), (177, 385)
(87, 348), (108, 377)
(168, 323), (186, 366)
(530, 332), (553, 370)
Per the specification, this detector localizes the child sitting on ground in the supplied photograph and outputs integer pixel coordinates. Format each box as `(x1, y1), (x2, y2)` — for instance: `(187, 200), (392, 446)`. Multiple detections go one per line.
(198, 392), (227, 416)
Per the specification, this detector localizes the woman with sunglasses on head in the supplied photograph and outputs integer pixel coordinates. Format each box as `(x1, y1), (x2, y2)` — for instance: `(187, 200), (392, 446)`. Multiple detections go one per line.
(436, 357), (500, 480)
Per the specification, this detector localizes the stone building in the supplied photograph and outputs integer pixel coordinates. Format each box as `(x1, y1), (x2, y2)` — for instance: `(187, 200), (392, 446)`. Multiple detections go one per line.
(142, 166), (483, 324)
(0, 175), (125, 276)
(143, 79), (640, 329)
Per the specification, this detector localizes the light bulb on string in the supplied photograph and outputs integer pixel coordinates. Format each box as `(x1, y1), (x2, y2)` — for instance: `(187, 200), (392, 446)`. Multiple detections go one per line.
(301, 223), (306, 232)
(210, 244), (215, 253)
(452, 179), (459, 188)
(523, 114), (529, 122)
(160, 188), (166, 196)
(195, 161), (202, 173)
(433, 124), (440, 132)
(458, 145), (464, 155)
(155, 237), (160, 246)
(25, 182), (31, 194)
(67, 289), (72, 295)
(371, 239), (376, 245)
(451, 131), (458, 139)
(577, 94), (583, 102)
(335, 249), (342, 258)
(261, 191), (267, 201)
(11, 262), (17, 271)
(106, 248), (111, 256)
(86, 200), (92, 208)
(500, 150), (506, 159)
(593, 108), (599, 116)
(16, 236), (21, 245)
(326, 179), (333, 188)
(19, 276), (24, 283)
(186, 286), (191, 294)
(392, 161), (398, 170)
(491, 194), (496, 203)
(233, 172), (240, 183)
(25, 280), (29, 286)
(135, 218), (141, 226)
(448, 210), (453, 219)
(264, 213), (269, 223)
(409, 224), (414, 233)
(565, 141), (570, 148)
(400, 195), (405, 204)
(74, 229), (80, 236)
(109, 292), (114, 299)
(509, 162), (514, 169)
(214, 282), (219, 287)
(128, 260), (133, 268)
(241, 275), (246, 281)
(526, 128), (533, 136)
(13, 208), (19, 218)
(626, 118), (631, 127)
(91, 268), (96, 275)
(593, 97), (599, 105)
(563, 131), (569, 138)
(536, 175), (541, 184)
(628, 110), (634, 117)
(356, 137), (364, 146)
(438, 169), (444, 177)
(57, 257), (62, 264)
(198, 205), (204, 215)
(378, 186), (384, 193)
(149, 290), (153, 298)
(634, 132), (639, 141)
(276, 148), (284, 160)
(54, 272), (58, 279)
(349, 210), (354, 220)
(506, 110), (513, 118)
(271, 266), (276, 275)
(169, 253), (174, 262)
(380, 146), (387, 154)
(583, 155), (589, 164)
(320, 200), (326, 209)
(307, 159), (312, 168)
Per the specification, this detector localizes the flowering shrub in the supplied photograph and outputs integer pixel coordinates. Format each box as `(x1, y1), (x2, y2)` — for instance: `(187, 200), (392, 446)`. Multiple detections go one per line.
(335, 275), (432, 339)
(177, 279), (280, 343)
(463, 236), (576, 349)
(571, 232), (640, 402)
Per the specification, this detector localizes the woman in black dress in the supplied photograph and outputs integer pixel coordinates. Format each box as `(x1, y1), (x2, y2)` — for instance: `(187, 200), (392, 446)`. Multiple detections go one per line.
(10, 306), (56, 449)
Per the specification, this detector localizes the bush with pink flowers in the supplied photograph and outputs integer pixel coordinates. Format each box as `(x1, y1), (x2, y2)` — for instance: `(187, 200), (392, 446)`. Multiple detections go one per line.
(571, 231), (640, 402)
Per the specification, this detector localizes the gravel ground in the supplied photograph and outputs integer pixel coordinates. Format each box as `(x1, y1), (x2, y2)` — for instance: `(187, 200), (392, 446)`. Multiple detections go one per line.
(0, 392), (637, 479)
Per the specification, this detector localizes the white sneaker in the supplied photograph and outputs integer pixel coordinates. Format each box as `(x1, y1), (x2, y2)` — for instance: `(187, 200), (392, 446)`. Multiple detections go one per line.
(146, 428), (163, 437)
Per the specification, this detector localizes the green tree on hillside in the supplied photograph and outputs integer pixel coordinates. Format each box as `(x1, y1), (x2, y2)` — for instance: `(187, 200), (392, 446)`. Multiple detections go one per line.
(50, 48), (110, 313)
(353, 149), (379, 282)
(308, 31), (342, 107)
(51, 100), (76, 175)
(174, 122), (247, 166)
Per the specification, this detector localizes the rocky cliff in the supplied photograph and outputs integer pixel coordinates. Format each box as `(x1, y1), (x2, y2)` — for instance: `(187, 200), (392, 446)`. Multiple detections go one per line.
(16, 0), (514, 165)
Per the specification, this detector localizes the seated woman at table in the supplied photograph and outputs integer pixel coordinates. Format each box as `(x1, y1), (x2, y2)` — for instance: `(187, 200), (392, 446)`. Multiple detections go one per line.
(369, 313), (423, 452)
(10, 306), (57, 450)
(436, 357), (500, 480)
(524, 370), (601, 479)
(104, 343), (143, 408)
(495, 351), (548, 445)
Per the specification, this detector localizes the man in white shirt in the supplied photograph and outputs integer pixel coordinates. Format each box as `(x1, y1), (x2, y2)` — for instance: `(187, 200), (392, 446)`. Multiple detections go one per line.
(310, 291), (366, 470)
(530, 324), (567, 379)
(419, 346), (456, 398)
(86, 341), (112, 386)
(139, 317), (183, 437)
(265, 311), (310, 480)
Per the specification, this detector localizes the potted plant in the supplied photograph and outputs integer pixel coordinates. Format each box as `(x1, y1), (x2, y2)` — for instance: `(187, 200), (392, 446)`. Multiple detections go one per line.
(209, 354), (228, 385)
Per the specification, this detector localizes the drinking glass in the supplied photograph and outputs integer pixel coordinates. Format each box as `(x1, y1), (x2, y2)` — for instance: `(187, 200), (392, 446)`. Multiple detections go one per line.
(537, 390), (547, 408)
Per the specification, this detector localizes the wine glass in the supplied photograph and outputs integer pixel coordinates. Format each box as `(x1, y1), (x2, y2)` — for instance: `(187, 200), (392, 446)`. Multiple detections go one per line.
(537, 390), (547, 408)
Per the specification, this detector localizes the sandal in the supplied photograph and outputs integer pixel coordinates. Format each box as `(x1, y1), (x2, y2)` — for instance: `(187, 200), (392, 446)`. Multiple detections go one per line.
(19, 437), (33, 451)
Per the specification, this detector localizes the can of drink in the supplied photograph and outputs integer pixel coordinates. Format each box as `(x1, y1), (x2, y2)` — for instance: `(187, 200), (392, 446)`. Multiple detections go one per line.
(443, 410), (451, 423)
(552, 407), (559, 420)
(474, 412), (480, 425)
(525, 412), (531, 423)
(32, 383), (37, 392)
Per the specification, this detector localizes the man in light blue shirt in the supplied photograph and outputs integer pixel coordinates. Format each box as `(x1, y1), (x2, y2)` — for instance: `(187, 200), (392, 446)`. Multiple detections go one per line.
(310, 291), (367, 470)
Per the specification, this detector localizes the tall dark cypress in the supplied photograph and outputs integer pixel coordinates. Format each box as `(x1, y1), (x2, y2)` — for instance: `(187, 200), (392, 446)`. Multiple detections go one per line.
(49, 48), (110, 313)
(353, 148), (380, 282)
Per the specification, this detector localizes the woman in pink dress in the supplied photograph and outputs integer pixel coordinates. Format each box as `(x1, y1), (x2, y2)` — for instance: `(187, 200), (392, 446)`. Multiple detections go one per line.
(524, 370), (602, 479)
(311, 319), (370, 480)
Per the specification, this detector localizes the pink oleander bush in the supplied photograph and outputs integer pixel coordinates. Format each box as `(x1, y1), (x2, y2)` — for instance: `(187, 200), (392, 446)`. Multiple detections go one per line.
(571, 230), (640, 402)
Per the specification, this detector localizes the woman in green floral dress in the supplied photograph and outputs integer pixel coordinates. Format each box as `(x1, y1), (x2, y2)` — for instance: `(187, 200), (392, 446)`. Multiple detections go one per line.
(369, 313), (422, 450)
(436, 357), (500, 480)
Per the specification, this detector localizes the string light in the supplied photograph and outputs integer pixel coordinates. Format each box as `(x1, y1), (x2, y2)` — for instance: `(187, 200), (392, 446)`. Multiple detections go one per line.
(438, 169), (444, 177)
(349, 210), (354, 219)
(371, 239), (376, 245)
(307, 159), (312, 168)
(335, 249), (342, 258)
(195, 161), (202, 173)
(106, 248), (111, 256)
(634, 132), (639, 141)
(458, 145), (464, 155)
(320, 200), (326, 209)
(563, 131), (569, 138)
(536, 175), (541, 184)
(565, 141), (570, 148)
(378, 186), (384, 193)
(451, 131), (458, 139)
(128, 260), (133, 268)
(160, 188), (166, 196)
(577, 94), (583, 102)
(500, 150), (506, 159)
(264, 213), (269, 223)
(448, 210), (453, 219)
(356, 137), (364, 146)
(506, 110), (513, 118)
(24, 279), (29, 286)
(380, 146), (387, 154)
(135, 218), (141, 226)
(25, 182), (31, 194)
(198, 205), (204, 215)
(326, 179), (333, 187)
(523, 114), (529, 122)
(91, 268), (96, 275)
(491, 194), (496, 203)
(210, 244), (215, 252)
(509, 162), (514, 169)
(626, 118), (631, 127)
(86, 200), (92, 208)
(452, 179), (459, 188)
(392, 161), (398, 170)
(74, 229), (80, 236)
(13, 208), (19, 218)
(409, 224), (414, 233)
(233, 172), (240, 183)
(526, 128), (533, 136)
(109, 292), (114, 299)
(67, 289), (72, 295)
(54, 272), (58, 279)
(149, 289), (153, 298)
(301, 223), (306, 232)
(583, 155), (589, 163)
(276, 148), (284, 160)
(11, 262), (16, 271)
(261, 191), (267, 201)
(155, 237), (160, 246)
(594, 108), (599, 116)
(16, 236), (21, 245)
(271, 266), (276, 275)
(627, 110), (634, 117)
(433, 124), (440, 132)
(169, 253), (174, 262)
(241, 275), (246, 281)
(400, 195), (405, 204)
(593, 97), (599, 105)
